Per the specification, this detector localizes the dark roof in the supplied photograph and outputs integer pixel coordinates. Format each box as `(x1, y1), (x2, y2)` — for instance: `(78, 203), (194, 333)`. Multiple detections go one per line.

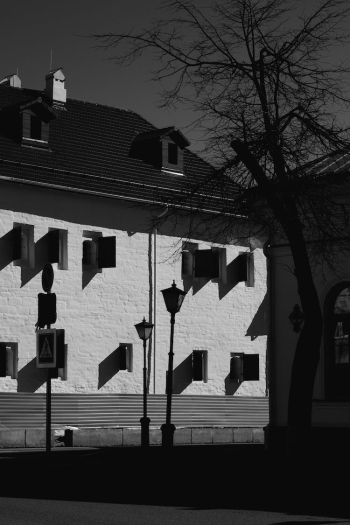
(303, 150), (350, 177)
(134, 126), (190, 148)
(0, 84), (237, 214)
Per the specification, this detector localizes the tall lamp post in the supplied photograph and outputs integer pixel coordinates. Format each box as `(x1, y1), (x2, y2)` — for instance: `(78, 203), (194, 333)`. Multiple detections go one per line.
(135, 317), (154, 447)
(160, 280), (187, 447)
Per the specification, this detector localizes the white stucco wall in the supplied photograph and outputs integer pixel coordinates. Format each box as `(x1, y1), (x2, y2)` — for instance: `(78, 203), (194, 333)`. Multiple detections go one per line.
(0, 180), (268, 396)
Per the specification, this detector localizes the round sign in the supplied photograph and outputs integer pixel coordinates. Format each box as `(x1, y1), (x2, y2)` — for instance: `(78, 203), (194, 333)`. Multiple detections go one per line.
(42, 263), (54, 292)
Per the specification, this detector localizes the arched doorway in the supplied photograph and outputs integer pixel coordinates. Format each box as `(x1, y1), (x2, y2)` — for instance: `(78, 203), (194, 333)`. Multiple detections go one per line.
(325, 282), (350, 399)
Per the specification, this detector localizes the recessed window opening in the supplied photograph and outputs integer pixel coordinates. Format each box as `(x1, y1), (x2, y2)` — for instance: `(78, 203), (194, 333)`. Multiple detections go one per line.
(168, 143), (178, 165)
(30, 115), (42, 140)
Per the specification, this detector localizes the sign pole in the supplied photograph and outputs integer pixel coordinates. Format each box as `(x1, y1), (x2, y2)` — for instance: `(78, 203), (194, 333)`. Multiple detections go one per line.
(42, 263), (55, 456)
(46, 359), (51, 454)
(46, 318), (51, 455)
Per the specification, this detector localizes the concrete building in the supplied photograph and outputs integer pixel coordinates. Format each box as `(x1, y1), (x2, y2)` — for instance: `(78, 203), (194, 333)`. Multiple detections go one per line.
(0, 70), (268, 443)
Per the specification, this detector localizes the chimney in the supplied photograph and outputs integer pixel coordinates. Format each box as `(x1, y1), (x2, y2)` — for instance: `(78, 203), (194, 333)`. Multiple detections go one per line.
(0, 74), (21, 88)
(45, 68), (66, 104)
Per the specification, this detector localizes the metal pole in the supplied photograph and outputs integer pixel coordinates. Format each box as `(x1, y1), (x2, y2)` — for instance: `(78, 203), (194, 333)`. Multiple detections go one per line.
(143, 339), (147, 419)
(46, 369), (51, 454)
(140, 339), (150, 447)
(46, 322), (51, 455)
(161, 312), (176, 446)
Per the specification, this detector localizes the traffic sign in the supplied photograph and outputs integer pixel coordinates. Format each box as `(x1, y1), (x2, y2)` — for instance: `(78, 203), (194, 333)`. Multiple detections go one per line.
(37, 293), (57, 328)
(36, 329), (56, 368)
(42, 263), (54, 292)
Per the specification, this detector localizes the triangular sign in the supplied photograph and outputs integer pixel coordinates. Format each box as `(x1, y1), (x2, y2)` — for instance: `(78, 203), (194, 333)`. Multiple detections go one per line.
(40, 337), (52, 358)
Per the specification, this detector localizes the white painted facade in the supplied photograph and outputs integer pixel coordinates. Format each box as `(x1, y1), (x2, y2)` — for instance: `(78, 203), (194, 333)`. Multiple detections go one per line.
(0, 180), (268, 396)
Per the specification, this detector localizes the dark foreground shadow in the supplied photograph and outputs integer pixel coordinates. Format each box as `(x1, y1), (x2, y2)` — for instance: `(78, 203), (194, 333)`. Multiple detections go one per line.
(1, 446), (350, 520)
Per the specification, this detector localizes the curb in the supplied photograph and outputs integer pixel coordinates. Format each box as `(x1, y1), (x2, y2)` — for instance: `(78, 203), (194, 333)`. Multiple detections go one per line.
(0, 426), (265, 448)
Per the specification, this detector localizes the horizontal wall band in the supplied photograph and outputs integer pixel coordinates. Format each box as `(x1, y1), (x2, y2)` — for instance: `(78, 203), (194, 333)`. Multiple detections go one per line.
(0, 393), (269, 429)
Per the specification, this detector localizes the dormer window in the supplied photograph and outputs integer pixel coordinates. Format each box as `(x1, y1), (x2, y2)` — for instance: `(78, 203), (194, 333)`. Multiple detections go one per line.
(19, 97), (56, 150)
(162, 138), (184, 174)
(22, 110), (49, 148)
(131, 126), (190, 175)
(168, 143), (178, 165)
(30, 115), (42, 140)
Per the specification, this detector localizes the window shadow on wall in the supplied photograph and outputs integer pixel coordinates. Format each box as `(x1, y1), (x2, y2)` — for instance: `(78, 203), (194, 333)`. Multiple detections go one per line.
(173, 354), (193, 394)
(17, 358), (46, 392)
(21, 233), (51, 287)
(224, 374), (241, 395)
(182, 275), (212, 295)
(218, 257), (241, 300)
(182, 256), (242, 298)
(0, 230), (15, 270)
(245, 292), (269, 340)
(98, 347), (123, 389)
(82, 268), (100, 289)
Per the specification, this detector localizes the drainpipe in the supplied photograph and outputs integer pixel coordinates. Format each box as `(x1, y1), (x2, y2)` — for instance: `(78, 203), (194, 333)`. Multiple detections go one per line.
(153, 206), (169, 394)
(263, 233), (275, 446)
(153, 228), (157, 394)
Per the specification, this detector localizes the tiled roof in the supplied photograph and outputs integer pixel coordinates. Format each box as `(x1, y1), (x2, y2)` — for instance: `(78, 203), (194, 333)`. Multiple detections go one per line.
(303, 150), (350, 178)
(0, 84), (237, 214)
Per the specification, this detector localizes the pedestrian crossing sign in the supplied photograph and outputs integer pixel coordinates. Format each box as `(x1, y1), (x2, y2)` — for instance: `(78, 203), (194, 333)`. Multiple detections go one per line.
(36, 329), (56, 368)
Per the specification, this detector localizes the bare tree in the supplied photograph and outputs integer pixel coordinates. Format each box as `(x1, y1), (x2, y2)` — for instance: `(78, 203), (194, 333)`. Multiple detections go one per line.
(93, 0), (350, 454)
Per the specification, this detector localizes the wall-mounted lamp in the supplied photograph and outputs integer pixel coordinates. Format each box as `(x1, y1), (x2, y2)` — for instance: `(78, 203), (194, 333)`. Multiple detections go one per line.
(289, 304), (304, 333)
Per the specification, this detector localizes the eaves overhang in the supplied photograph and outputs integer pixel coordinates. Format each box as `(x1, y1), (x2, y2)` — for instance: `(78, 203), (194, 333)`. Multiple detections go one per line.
(0, 158), (242, 218)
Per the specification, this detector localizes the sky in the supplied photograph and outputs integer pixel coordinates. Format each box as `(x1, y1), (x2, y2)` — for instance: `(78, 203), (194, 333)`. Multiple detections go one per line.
(0, 0), (201, 148)
(2, 0), (350, 156)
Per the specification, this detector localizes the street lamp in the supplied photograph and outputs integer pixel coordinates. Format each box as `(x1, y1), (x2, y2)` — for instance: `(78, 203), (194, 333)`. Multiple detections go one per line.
(160, 280), (187, 447)
(135, 317), (154, 447)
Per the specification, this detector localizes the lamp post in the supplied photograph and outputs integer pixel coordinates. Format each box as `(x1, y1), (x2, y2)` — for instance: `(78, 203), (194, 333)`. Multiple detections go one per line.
(160, 280), (187, 447)
(135, 317), (154, 447)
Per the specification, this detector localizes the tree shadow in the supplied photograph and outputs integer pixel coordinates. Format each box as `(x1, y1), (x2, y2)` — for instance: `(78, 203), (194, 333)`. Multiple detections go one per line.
(17, 358), (46, 392)
(245, 292), (269, 340)
(173, 354), (193, 394)
(224, 374), (241, 395)
(98, 347), (125, 389)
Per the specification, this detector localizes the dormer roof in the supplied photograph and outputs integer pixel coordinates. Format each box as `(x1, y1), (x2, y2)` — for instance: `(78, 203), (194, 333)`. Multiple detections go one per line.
(0, 82), (237, 215)
(133, 126), (190, 149)
(45, 68), (65, 82)
(0, 74), (21, 88)
(19, 97), (57, 122)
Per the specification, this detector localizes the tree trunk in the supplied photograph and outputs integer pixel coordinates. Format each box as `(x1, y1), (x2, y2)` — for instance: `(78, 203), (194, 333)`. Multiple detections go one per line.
(286, 236), (323, 458)
(230, 139), (323, 457)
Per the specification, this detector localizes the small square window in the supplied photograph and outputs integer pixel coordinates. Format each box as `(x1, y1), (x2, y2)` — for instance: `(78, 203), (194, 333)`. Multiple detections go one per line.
(48, 228), (68, 270)
(194, 249), (219, 278)
(230, 352), (259, 382)
(0, 343), (18, 379)
(13, 223), (35, 268)
(82, 231), (116, 271)
(192, 350), (208, 382)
